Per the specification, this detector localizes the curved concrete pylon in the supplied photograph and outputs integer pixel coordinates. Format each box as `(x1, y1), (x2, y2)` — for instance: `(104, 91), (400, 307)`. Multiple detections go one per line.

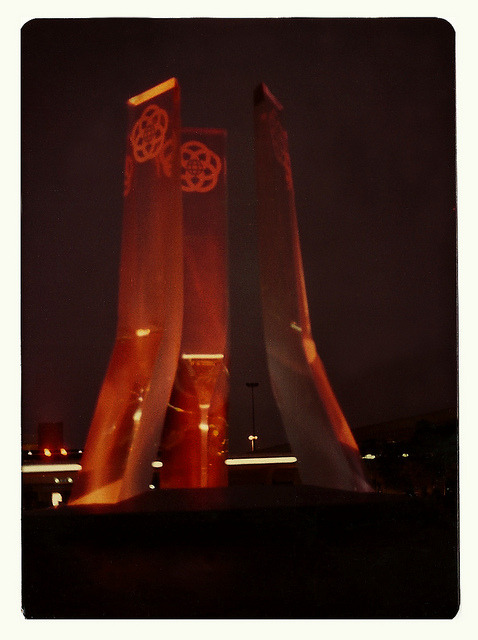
(70, 79), (183, 504)
(254, 83), (371, 492)
(160, 128), (229, 488)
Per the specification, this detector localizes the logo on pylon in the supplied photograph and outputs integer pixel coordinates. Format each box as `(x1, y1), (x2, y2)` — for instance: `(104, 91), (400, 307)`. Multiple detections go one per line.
(181, 141), (222, 192)
(130, 104), (169, 163)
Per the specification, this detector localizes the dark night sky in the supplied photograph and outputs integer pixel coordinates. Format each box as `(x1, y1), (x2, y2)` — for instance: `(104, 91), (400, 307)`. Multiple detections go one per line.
(21, 18), (456, 453)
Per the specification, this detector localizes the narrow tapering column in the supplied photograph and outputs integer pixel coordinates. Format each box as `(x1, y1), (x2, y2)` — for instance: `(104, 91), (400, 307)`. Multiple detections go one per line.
(160, 128), (229, 488)
(70, 79), (183, 504)
(254, 83), (370, 492)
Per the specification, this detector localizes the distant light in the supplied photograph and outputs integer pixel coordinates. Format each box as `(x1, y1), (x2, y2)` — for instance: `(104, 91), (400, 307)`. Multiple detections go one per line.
(51, 492), (63, 508)
(149, 484), (155, 490)
(199, 422), (209, 432)
(78, 450), (83, 454)
(133, 408), (142, 422)
(54, 477), (59, 484)
(151, 461), (163, 468)
(248, 435), (258, 441)
(362, 454), (376, 460)
(22, 464), (82, 473)
(290, 321), (302, 332)
(60, 448), (68, 456)
(225, 456), (297, 466)
(67, 477), (73, 483)
(181, 353), (224, 360)
(136, 328), (151, 337)
(43, 448), (52, 457)
(402, 453), (409, 458)
(27, 451), (32, 456)
(199, 403), (210, 410)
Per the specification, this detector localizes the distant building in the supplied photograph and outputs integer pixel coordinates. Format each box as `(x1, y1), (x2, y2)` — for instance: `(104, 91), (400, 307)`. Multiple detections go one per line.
(353, 408), (457, 496)
(38, 422), (64, 454)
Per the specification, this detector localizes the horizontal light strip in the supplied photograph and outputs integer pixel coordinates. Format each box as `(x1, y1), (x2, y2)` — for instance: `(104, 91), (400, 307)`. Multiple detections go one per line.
(151, 461), (163, 468)
(225, 456), (297, 466)
(181, 354), (224, 360)
(22, 464), (82, 473)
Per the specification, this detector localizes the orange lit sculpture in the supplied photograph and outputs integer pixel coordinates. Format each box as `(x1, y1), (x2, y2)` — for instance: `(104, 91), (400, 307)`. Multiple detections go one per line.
(254, 84), (370, 492)
(70, 79), (183, 504)
(160, 129), (228, 488)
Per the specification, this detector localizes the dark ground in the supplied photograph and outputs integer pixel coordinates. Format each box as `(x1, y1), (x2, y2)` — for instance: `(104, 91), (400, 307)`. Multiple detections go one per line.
(22, 485), (458, 619)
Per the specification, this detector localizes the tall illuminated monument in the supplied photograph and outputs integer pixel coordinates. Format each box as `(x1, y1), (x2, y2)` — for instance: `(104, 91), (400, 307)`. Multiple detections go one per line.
(254, 84), (370, 492)
(71, 81), (229, 504)
(160, 128), (228, 488)
(71, 79), (184, 504)
(71, 78), (368, 505)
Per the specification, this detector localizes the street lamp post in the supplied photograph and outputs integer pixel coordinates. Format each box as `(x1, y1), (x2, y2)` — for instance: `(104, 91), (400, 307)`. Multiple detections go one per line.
(246, 382), (259, 452)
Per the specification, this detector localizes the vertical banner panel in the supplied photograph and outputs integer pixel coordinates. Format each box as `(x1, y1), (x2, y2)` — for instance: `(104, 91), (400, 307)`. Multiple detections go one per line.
(160, 129), (229, 488)
(254, 83), (370, 492)
(70, 79), (183, 504)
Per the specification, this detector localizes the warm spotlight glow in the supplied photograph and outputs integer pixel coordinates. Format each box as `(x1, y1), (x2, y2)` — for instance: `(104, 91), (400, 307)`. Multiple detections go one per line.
(290, 321), (302, 332)
(21, 464), (82, 473)
(199, 422), (209, 433)
(135, 328), (151, 337)
(151, 461), (163, 468)
(133, 408), (143, 422)
(362, 454), (376, 460)
(43, 448), (52, 457)
(128, 77), (178, 106)
(60, 448), (68, 456)
(27, 451), (32, 456)
(149, 484), (155, 490)
(402, 453), (409, 458)
(225, 456), (297, 466)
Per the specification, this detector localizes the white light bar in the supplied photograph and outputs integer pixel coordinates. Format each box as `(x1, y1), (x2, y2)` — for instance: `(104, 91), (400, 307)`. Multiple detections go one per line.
(21, 464), (82, 473)
(151, 461), (163, 468)
(225, 456), (297, 466)
(181, 354), (224, 360)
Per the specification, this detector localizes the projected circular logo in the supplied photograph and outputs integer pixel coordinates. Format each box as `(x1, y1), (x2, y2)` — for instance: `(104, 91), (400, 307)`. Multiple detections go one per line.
(181, 141), (222, 193)
(130, 105), (169, 163)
